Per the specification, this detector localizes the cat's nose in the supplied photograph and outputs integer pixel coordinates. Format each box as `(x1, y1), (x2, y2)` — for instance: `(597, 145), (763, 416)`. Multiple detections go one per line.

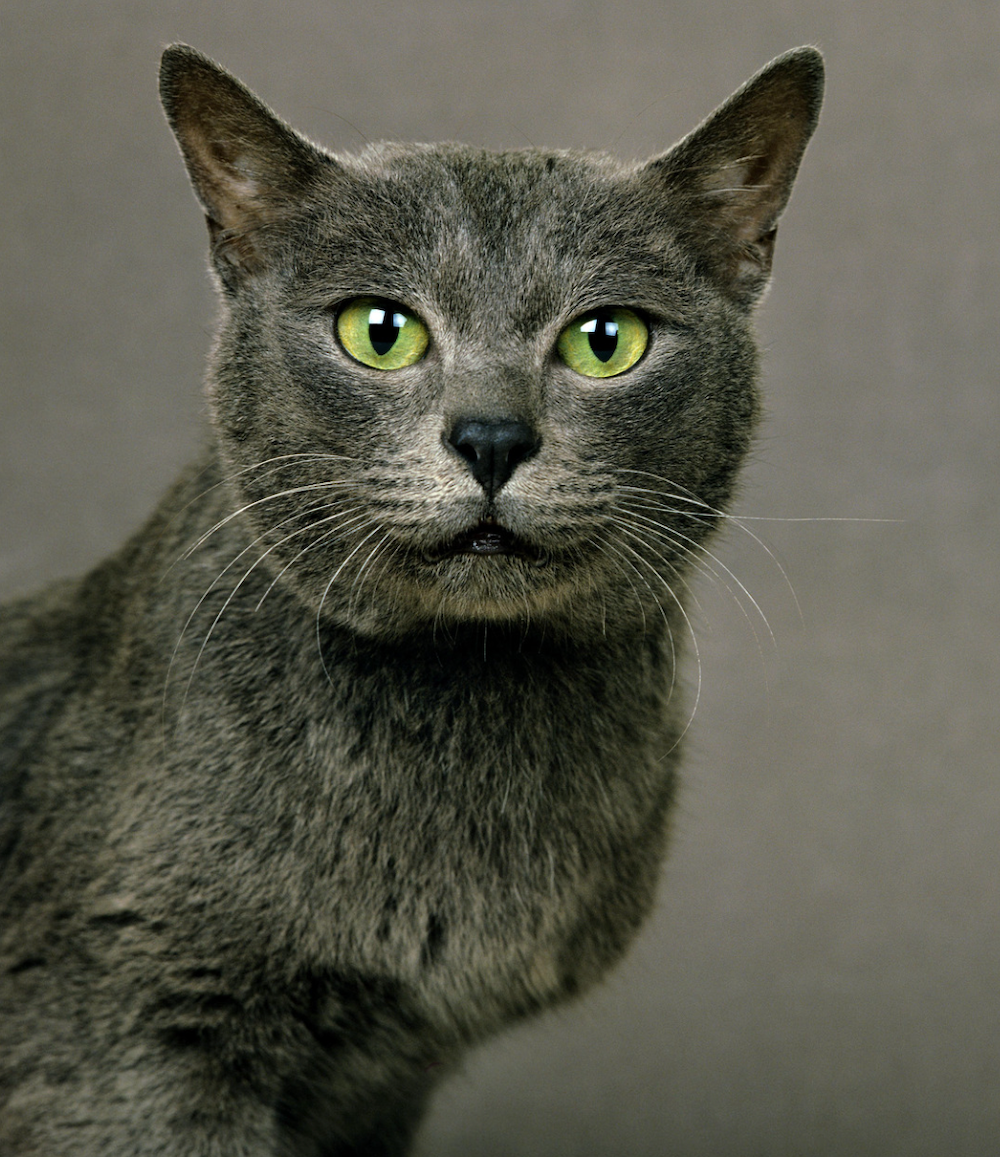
(447, 418), (540, 497)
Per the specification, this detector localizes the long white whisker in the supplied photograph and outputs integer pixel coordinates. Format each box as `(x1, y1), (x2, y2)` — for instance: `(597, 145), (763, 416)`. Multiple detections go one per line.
(615, 489), (716, 519)
(346, 532), (395, 620)
(606, 509), (707, 614)
(178, 452), (362, 515)
(616, 467), (901, 523)
(179, 480), (366, 564)
(594, 531), (686, 716)
(252, 507), (372, 611)
(610, 533), (701, 754)
(176, 508), (371, 726)
(615, 473), (801, 623)
(590, 534), (651, 637)
(315, 525), (385, 686)
(620, 506), (776, 651)
(161, 495), (361, 738)
(616, 517), (770, 704)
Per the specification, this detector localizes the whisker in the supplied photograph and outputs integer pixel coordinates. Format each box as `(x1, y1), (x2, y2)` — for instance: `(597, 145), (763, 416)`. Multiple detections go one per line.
(178, 480), (367, 566)
(175, 507), (372, 728)
(590, 534), (651, 638)
(619, 505), (776, 651)
(616, 467), (900, 522)
(315, 525), (386, 686)
(700, 184), (772, 197)
(615, 488), (715, 518)
(157, 453), (363, 569)
(252, 507), (372, 611)
(161, 495), (361, 739)
(194, 451), (361, 497)
(346, 532), (395, 621)
(606, 510), (705, 605)
(592, 531), (687, 718)
(610, 534), (702, 757)
(615, 472), (800, 622)
(616, 517), (769, 703)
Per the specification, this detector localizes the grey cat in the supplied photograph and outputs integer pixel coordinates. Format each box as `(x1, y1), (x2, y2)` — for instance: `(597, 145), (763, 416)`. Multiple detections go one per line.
(0, 43), (822, 1156)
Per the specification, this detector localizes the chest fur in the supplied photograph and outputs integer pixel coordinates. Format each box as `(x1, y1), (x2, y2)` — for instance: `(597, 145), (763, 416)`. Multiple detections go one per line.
(114, 615), (679, 1035)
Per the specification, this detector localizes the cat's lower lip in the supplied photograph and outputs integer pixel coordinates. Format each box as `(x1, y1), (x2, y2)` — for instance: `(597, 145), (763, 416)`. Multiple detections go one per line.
(424, 521), (548, 566)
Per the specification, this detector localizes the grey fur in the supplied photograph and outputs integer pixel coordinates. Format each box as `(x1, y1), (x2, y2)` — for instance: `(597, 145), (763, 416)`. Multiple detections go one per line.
(0, 45), (822, 1155)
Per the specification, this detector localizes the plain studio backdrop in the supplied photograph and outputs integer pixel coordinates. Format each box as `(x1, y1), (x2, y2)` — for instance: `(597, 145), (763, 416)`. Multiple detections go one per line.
(1, 2), (997, 1154)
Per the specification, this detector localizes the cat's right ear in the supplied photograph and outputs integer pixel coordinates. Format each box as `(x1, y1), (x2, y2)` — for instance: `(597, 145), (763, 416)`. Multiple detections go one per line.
(643, 47), (824, 308)
(159, 45), (332, 287)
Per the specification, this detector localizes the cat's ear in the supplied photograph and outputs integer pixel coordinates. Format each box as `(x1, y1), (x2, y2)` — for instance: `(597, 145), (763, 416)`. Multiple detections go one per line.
(159, 45), (331, 285)
(644, 47), (824, 307)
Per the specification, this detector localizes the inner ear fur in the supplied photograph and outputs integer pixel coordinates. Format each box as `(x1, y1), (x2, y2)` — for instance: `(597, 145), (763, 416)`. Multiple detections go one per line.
(159, 44), (329, 277)
(645, 47), (824, 306)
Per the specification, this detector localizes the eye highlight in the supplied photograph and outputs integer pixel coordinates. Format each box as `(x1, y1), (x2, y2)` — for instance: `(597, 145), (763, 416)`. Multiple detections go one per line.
(557, 307), (648, 379)
(336, 297), (429, 369)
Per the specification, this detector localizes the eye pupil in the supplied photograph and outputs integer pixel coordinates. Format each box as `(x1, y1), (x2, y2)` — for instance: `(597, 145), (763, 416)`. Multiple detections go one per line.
(368, 307), (404, 356)
(582, 312), (619, 363)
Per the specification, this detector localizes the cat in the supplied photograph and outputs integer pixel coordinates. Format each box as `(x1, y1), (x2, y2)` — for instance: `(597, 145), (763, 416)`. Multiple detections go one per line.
(0, 43), (823, 1156)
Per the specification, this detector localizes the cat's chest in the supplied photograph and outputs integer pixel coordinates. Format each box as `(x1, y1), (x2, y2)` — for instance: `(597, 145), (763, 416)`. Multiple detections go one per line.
(258, 690), (663, 1023)
(148, 623), (674, 1030)
(264, 706), (630, 1005)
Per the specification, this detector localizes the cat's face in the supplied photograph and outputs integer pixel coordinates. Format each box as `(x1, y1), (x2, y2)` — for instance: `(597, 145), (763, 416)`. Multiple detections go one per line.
(160, 47), (822, 637)
(205, 144), (758, 634)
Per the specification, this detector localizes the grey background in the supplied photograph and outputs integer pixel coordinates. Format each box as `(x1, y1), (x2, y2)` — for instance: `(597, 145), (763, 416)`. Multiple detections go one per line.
(1, 2), (997, 1154)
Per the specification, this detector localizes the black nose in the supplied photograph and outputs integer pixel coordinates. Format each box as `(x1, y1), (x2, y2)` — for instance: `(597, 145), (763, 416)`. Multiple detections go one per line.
(447, 418), (540, 497)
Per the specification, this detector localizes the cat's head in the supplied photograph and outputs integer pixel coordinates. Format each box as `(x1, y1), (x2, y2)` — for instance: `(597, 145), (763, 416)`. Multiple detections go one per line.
(159, 46), (822, 639)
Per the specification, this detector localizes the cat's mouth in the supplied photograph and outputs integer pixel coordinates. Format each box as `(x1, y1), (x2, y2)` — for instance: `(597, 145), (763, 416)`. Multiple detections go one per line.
(424, 519), (548, 566)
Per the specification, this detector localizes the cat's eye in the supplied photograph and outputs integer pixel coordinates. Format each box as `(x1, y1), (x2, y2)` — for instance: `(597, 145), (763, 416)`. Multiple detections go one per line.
(556, 307), (648, 379)
(336, 297), (429, 370)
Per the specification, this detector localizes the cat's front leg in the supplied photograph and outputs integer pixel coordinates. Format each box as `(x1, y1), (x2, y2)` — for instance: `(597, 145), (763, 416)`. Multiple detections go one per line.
(0, 1043), (282, 1156)
(1, 1051), (434, 1157)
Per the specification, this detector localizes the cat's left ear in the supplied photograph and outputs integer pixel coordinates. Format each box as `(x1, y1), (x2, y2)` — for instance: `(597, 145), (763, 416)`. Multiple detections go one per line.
(159, 45), (333, 286)
(644, 47), (824, 307)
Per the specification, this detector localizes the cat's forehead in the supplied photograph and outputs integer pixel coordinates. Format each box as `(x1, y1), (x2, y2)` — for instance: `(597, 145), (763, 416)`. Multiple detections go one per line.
(352, 140), (629, 203)
(298, 141), (683, 338)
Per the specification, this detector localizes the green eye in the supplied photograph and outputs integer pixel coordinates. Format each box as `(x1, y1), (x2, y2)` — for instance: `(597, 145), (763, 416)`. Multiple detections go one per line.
(336, 297), (429, 369)
(556, 307), (648, 379)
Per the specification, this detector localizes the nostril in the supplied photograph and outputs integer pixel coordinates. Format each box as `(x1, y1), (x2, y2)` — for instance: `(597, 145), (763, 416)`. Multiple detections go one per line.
(450, 424), (485, 468)
(447, 418), (540, 497)
(505, 437), (533, 471)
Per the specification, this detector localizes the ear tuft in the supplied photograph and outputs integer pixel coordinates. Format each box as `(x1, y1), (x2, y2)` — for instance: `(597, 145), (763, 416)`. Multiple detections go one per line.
(159, 45), (328, 280)
(646, 47), (824, 306)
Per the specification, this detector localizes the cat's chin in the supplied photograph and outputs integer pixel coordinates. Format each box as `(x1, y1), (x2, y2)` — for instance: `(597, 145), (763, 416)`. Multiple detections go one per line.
(315, 542), (593, 637)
